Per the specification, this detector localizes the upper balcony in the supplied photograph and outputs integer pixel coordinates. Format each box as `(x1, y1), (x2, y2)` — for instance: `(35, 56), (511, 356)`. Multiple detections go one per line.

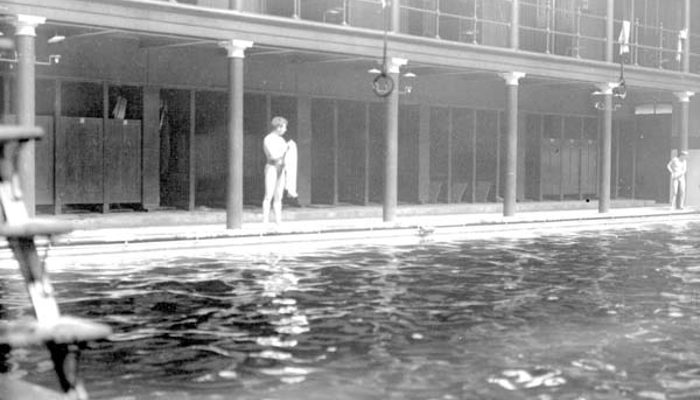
(155, 0), (699, 75)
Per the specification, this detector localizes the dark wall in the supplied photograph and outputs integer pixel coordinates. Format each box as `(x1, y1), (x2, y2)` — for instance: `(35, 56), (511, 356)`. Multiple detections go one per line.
(635, 114), (672, 202)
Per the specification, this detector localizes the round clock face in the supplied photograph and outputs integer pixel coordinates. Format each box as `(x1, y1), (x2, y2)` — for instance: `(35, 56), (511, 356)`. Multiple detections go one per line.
(372, 73), (394, 97)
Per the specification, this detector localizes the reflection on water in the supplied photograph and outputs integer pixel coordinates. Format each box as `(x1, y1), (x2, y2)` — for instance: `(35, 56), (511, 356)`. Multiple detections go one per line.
(2, 222), (700, 399)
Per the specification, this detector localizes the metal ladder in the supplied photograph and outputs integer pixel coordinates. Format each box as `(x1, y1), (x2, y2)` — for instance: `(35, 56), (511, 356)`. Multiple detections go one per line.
(0, 124), (111, 399)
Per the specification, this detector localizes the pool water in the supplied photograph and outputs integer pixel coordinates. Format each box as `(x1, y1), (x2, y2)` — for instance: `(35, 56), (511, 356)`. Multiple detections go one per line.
(3, 221), (700, 399)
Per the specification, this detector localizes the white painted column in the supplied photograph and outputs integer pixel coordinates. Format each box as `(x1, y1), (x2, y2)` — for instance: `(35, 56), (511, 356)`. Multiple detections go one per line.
(219, 39), (253, 229)
(675, 91), (694, 153)
(12, 14), (45, 217)
(596, 82), (617, 213)
(499, 71), (525, 217)
(383, 56), (407, 222)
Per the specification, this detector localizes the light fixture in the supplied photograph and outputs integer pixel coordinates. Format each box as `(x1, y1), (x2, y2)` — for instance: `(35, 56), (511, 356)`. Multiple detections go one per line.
(592, 93), (623, 111)
(0, 51), (62, 66)
(592, 75), (626, 111)
(368, 66), (417, 96)
(401, 71), (416, 94)
(48, 34), (66, 44)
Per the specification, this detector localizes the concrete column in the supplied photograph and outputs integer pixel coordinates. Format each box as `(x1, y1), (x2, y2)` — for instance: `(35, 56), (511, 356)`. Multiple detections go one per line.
(13, 14), (45, 217)
(499, 71), (525, 217)
(219, 39), (253, 229)
(510, 0), (519, 50)
(675, 91), (694, 153)
(390, 0), (400, 33)
(605, 0), (614, 62)
(383, 57), (406, 223)
(596, 82), (616, 213)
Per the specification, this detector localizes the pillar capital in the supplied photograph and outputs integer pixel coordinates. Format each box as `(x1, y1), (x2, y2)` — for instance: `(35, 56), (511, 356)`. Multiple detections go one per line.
(12, 15), (46, 37)
(595, 82), (618, 95)
(674, 91), (695, 102)
(387, 57), (407, 74)
(499, 72), (526, 86)
(219, 39), (254, 59)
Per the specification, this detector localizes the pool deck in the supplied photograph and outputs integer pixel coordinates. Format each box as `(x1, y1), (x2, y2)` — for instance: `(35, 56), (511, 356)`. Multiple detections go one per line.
(12, 199), (698, 256)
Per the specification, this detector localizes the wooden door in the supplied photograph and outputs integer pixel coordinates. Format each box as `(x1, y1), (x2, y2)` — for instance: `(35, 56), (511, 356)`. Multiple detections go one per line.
(35, 116), (54, 206)
(541, 116), (562, 199)
(160, 89), (192, 209)
(398, 105), (420, 203)
(337, 100), (367, 205)
(311, 98), (336, 204)
(562, 117), (581, 198)
(429, 107), (450, 203)
(57, 117), (104, 204)
(635, 114), (671, 201)
(451, 108), (474, 203)
(581, 117), (598, 197)
(105, 119), (142, 203)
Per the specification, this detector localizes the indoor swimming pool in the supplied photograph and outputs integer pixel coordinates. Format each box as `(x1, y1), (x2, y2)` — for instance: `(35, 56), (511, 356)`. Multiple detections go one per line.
(2, 220), (700, 399)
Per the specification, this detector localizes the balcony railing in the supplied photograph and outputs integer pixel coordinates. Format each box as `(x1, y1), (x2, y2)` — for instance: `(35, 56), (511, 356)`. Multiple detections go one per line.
(519, 1), (607, 60)
(157, 0), (386, 28)
(150, 0), (696, 75)
(632, 21), (684, 71)
(690, 32), (700, 75)
(398, 0), (511, 47)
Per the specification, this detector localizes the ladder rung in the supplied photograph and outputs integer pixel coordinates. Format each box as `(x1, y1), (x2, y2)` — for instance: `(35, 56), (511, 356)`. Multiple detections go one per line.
(0, 126), (43, 143)
(0, 316), (112, 347)
(0, 219), (73, 238)
(0, 376), (65, 400)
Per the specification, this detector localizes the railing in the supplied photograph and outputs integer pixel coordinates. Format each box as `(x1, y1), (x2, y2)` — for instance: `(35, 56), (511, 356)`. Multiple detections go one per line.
(628, 20), (685, 71)
(519, 2), (606, 61)
(150, 0), (697, 75)
(690, 32), (700, 75)
(157, 0), (386, 29)
(398, 0), (511, 48)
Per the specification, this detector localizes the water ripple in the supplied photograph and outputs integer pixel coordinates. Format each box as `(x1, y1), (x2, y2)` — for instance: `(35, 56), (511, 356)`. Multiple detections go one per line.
(5, 221), (700, 399)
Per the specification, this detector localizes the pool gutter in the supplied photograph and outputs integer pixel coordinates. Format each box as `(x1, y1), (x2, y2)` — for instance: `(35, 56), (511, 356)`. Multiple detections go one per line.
(2, 208), (698, 260)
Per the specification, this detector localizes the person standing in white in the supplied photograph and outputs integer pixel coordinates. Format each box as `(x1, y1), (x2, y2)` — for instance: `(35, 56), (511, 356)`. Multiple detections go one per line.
(262, 116), (297, 225)
(667, 150), (688, 210)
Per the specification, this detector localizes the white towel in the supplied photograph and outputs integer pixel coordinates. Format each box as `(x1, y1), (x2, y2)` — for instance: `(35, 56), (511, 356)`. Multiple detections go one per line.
(284, 140), (298, 198)
(618, 20), (631, 55)
(677, 29), (687, 62)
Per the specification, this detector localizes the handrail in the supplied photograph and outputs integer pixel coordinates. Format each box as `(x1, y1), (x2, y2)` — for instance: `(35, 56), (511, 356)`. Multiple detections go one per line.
(689, 32), (700, 74)
(519, 2), (607, 59)
(133, 0), (699, 74)
(399, 0), (511, 47)
(609, 17), (687, 70)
